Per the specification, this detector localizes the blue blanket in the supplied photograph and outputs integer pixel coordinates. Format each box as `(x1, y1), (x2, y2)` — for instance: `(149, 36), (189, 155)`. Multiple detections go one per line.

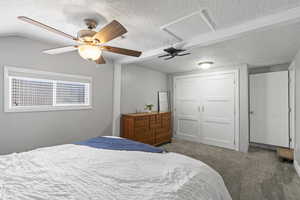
(75, 137), (164, 153)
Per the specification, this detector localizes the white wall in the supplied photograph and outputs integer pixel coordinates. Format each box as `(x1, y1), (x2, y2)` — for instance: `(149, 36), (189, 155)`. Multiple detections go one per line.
(121, 64), (168, 114)
(0, 36), (114, 155)
(293, 49), (300, 174)
(112, 64), (122, 136)
(169, 64), (249, 152)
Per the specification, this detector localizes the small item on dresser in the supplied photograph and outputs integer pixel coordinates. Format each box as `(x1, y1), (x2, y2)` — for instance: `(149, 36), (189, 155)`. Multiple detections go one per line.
(122, 112), (172, 146)
(144, 104), (154, 112)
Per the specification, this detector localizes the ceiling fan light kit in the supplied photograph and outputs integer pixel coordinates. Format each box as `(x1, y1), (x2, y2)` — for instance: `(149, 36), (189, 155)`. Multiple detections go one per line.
(78, 45), (102, 61)
(17, 16), (142, 64)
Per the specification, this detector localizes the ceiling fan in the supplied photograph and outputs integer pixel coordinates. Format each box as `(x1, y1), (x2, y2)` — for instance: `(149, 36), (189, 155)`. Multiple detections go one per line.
(17, 16), (142, 64)
(158, 47), (190, 60)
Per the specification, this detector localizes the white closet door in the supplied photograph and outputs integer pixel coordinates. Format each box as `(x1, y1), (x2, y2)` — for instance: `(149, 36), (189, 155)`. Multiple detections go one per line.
(174, 72), (237, 150)
(174, 77), (200, 141)
(249, 71), (289, 147)
(200, 73), (236, 149)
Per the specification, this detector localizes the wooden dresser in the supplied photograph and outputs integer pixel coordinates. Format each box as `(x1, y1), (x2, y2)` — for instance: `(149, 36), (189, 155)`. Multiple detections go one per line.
(121, 112), (171, 146)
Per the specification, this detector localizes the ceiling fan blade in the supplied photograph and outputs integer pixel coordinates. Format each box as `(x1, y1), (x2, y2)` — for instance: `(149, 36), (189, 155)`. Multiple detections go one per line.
(43, 46), (77, 55)
(95, 56), (106, 64)
(158, 54), (170, 58)
(165, 56), (175, 60)
(177, 53), (191, 56)
(93, 20), (127, 43)
(102, 46), (142, 57)
(17, 16), (77, 41)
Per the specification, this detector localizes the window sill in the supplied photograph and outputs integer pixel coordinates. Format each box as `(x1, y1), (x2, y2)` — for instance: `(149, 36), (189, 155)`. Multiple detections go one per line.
(4, 105), (93, 113)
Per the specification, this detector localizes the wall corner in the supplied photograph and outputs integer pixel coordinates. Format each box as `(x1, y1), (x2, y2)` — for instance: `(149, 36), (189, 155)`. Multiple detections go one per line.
(112, 63), (122, 136)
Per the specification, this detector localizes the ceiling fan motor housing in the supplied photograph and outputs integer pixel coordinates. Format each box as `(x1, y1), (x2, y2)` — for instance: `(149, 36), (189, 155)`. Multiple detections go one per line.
(84, 18), (98, 30)
(77, 19), (99, 42)
(77, 30), (97, 42)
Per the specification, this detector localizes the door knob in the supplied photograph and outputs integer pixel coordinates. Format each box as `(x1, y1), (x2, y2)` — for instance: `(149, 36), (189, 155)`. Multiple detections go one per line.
(250, 111), (254, 114)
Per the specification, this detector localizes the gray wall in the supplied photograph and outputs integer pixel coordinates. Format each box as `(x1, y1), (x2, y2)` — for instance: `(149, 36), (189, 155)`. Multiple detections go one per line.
(294, 50), (300, 168)
(0, 36), (114, 155)
(121, 64), (168, 114)
(169, 64), (249, 152)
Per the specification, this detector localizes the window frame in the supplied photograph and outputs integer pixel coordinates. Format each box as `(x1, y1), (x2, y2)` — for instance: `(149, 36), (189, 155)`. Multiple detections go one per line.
(4, 66), (93, 113)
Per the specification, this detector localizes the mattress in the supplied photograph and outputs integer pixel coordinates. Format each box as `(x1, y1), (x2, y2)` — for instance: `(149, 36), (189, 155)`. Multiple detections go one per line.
(0, 141), (232, 200)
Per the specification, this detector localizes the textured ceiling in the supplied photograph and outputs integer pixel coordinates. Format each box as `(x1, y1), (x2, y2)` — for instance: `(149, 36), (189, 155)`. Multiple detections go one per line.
(1, 0), (300, 69)
(1, 1), (300, 49)
(138, 22), (300, 73)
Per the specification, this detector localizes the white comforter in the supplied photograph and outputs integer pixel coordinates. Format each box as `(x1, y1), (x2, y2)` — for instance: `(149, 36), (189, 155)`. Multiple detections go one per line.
(0, 144), (231, 200)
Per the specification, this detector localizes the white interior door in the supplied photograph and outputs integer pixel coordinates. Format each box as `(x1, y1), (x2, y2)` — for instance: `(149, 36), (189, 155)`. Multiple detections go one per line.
(249, 71), (289, 147)
(174, 71), (238, 150)
(289, 63), (295, 149)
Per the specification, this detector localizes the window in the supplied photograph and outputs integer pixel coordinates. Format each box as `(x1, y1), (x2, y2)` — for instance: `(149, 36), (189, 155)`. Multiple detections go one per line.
(55, 81), (88, 105)
(4, 66), (92, 112)
(11, 78), (54, 107)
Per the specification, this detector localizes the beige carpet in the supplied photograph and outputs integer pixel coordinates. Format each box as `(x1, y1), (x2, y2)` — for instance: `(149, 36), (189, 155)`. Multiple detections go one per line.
(163, 139), (300, 200)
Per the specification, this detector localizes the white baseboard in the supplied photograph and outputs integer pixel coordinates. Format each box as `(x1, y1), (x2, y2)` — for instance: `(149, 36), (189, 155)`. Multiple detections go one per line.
(295, 159), (300, 177)
(173, 134), (237, 151)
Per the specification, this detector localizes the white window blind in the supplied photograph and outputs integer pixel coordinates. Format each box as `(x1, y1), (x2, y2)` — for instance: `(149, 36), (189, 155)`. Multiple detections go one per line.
(56, 81), (89, 105)
(5, 66), (92, 112)
(11, 78), (54, 107)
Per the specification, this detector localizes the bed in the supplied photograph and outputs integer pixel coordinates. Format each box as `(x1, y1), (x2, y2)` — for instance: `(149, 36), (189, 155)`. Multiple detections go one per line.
(0, 136), (231, 200)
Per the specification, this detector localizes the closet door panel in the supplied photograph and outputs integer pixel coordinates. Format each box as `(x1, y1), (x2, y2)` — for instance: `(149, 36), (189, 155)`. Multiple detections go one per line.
(174, 77), (201, 139)
(200, 73), (236, 149)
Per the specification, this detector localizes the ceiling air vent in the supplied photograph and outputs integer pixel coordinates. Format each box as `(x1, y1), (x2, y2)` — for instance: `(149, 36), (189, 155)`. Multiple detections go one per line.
(160, 9), (216, 41)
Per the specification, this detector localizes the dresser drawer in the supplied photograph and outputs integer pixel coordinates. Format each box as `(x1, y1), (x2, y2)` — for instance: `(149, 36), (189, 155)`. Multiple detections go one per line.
(150, 123), (161, 129)
(134, 127), (149, 134)
(155, 132), (171, 145)
(137, 137), (155, 145)
(150, 114), (161, 122)
(150, 119), (161, 128)
(149, 115), (156, 121)
(162, 119), (171, 129)
(134, 117), (149, 128)
(161, 113), (171, 119)
(134, 129), (154, 144)
(156, 128), (170, 136)
(134, 132), (153, 141)
(156, 114), (162, 122)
